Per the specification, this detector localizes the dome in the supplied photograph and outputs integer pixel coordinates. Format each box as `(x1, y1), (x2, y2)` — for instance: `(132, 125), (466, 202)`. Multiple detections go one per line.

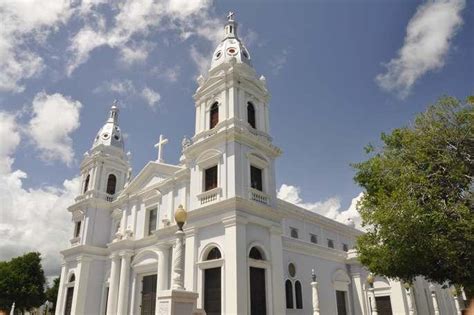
(209, 12), (252, 71)
(92, 103), (124, 150)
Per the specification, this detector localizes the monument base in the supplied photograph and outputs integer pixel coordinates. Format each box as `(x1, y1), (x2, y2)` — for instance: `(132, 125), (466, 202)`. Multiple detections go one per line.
(156, 289), (203, 315)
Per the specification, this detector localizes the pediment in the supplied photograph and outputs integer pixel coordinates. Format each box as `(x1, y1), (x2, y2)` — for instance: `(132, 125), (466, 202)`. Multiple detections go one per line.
(122, 161), (183, 195)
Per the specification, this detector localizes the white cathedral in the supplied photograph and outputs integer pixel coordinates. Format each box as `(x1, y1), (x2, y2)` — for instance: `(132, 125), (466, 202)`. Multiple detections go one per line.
(55, 13), (464, 315)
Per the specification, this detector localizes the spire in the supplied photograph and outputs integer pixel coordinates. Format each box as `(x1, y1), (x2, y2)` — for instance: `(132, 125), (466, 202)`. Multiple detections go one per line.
(224, 11), (238, 39)
(208, 11), (252, 72)
(108, 100), (119, 124)
(91, 100), (124, 150)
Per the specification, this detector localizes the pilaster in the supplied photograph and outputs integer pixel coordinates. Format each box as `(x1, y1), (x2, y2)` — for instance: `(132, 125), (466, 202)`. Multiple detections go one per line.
(117, 250), (133, 315)
(158, 244), (171, 291)
(71, 256), (92, 315)
(106, 253), (121, 315)
(269, 225), (285, 314)
(55, 262), (68, 315)
(184, 227), (197, 291)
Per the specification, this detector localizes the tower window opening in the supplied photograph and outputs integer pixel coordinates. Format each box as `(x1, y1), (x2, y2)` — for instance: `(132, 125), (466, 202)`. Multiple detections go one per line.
(229, 25), (233, 33)
(210, 103), (219, 129)
(295, 281), (303, 309)
(204, 165), (218, 191)
(106, 174), (117, 195)
(148, 208), (157, 236)
(247, 102), (256, 128)
(250, 165), (263, 191)
(83, 174), (90, 193)
(74, 221), (81, 238)
(285, 280), (293, 309)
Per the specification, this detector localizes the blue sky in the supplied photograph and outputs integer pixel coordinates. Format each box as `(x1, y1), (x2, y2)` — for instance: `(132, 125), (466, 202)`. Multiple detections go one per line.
(0, 0), (472, 276)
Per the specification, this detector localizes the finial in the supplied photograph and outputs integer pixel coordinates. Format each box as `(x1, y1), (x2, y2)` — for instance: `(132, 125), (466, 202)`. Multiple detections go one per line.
(312, 269), (317, 282)
(227, 11), (235, 22)
(109, 100), (119, 123)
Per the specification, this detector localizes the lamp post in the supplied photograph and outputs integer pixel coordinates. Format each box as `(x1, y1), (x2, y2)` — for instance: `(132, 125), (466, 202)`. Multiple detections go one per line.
(367, 273), (378, 315)
(403, 282), (416, 315)
(172, 205), (187, 290)
(452, 287), (462, 315)
(429, 284), (440, 315)
(311, 269), (320, 315)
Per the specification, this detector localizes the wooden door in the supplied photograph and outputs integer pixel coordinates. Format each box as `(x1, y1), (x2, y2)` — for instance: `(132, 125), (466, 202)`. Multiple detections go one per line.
(250, 267), (266, 315)
(141, 274), (157, 315)
(375, 296), (393, 315)
(64, 287), (74, 315)
(204, 267), (221, 315)
(336, 290), (347, 315)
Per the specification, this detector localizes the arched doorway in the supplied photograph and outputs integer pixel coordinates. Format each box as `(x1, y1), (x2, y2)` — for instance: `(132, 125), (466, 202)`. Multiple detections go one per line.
(249, 246), (267, 315)
(203, 247), (222, 315)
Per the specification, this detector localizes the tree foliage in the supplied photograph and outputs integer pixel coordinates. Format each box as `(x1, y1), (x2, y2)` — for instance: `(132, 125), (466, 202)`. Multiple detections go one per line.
(0, 252), (46, 312)
(45, 277), (60, 311)
(353, 96), (474, 293)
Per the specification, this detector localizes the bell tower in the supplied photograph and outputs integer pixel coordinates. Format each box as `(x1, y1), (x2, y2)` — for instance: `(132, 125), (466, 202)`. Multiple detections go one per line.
(182, 13), (281, 210)
(70, 102), (131, 247)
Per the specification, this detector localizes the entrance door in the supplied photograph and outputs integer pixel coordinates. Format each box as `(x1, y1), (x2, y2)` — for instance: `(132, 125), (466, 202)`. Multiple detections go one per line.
(64, 287), (74, 315)
(250, 267), (266, 315)
(375, 296), (393, 315)
(141, 274), (157, 315)
(336, 290), (348, 315)
(204, 267), (221, 315)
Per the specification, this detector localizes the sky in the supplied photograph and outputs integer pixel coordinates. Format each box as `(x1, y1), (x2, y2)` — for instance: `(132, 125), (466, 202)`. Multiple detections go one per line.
(0, 0), (472, 278)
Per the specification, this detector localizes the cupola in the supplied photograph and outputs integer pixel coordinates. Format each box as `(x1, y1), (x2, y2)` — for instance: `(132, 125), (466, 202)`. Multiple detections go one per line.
(92, 101), (124, 150)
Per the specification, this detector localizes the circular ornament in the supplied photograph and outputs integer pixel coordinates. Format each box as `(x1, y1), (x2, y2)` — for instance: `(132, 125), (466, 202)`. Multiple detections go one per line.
(227, 47), (237, 56)
(288, 263), (296, 277)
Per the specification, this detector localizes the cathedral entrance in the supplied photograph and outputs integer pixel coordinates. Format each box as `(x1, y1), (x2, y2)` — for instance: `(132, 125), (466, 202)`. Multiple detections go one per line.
(141, 274), (157, 315)
(250, 267), (266, 315)
(204, 267), (221, 315)
(64, 287), (74, 315)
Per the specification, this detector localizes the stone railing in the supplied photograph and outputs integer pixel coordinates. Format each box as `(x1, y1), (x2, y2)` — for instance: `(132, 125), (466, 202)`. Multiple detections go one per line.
(249, 188), (269, 205)
(106, 193), (115, 202)
(197, 187), (221, 205)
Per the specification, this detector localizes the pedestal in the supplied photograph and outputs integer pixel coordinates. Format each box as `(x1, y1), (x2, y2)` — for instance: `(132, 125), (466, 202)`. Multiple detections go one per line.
(156, 289), (203, 315)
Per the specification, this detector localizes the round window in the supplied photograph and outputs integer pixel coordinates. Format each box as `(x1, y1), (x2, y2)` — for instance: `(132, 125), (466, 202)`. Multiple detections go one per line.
(215, 51), (222, 59)
(243, 50), (249, 58)
(102, 133), (109, 139)
(114, 135), (120, 140)
(288, 263), (296, 277)
(227, 47), (237, 55)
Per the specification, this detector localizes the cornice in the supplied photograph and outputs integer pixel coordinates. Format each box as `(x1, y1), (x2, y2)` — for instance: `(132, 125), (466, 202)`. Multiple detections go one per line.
(282, 236), (348, 263)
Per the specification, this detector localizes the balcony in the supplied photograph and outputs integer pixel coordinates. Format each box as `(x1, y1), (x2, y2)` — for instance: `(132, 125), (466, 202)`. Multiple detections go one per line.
(197, 187), (221, 205)
(249, 188), (269, 205)
(106, 193), (115, 202)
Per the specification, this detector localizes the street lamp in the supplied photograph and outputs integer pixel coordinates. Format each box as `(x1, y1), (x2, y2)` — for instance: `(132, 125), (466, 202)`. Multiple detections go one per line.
(174, 204), (187, 230)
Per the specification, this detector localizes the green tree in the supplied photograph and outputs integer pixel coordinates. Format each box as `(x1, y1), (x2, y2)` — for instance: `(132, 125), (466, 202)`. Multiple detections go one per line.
(353, 96), (474, 295)
(45, 277), (60, 312)
(0, 252), (46, 313)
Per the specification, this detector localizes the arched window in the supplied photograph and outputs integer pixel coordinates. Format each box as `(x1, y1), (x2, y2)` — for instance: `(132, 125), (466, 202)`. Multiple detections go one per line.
(295, 280), (303, 309)
(249, 247), (264, 260)
(247, 102), (256, 129)
(210, 102), (219, 129)
(83, 174), (90, 193)
(206, 247), (222, 260)
(285, 280), (293, 309)
(69, 274), (75, 283)
(106, 174), (116, 195)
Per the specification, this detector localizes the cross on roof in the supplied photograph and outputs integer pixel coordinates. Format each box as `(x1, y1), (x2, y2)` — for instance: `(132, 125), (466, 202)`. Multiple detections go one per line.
(154, 134), (168, 163)
(227, 11), (234, 21)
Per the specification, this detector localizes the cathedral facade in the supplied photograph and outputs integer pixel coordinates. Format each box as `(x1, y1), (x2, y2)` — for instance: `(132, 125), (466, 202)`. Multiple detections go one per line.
(55, 14), (462, 315)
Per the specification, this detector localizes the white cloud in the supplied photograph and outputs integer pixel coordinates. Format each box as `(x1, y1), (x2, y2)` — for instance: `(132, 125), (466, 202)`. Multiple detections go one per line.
(0, 170), (80, 277)
(0, 112), (80, 276)
(141, 87), (161, 109)
(190, 45), (211, 76)
(376, 0), (466, 97)
(28, 92), (82, 165)
(0, 0), (72, 92)
(97, 79), (137, 95)
(0, 112), (21, 174)
(277, 184), (363, 229)
(269, 49), (288, 75)
(119, 42), (154, 66)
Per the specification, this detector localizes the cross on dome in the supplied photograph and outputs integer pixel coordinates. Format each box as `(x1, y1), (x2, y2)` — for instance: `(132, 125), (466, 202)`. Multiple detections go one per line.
(227, 11), (235, 21)
(154, 134), (168, 163)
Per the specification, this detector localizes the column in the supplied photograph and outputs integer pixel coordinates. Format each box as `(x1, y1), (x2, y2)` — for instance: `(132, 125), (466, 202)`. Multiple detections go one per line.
(71, 256), (92, 315)
(269, 226), (285, 314)
(348, 266), (368, 315)
(430, 285), (440, 315)
(117, 251), (133, 315)
(55, 262), (68, 315)
(157, 245), (171, 291)
(107, 254), (121, 315)
(184, 227), (196, 291)
(223, 215), (248, 314)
